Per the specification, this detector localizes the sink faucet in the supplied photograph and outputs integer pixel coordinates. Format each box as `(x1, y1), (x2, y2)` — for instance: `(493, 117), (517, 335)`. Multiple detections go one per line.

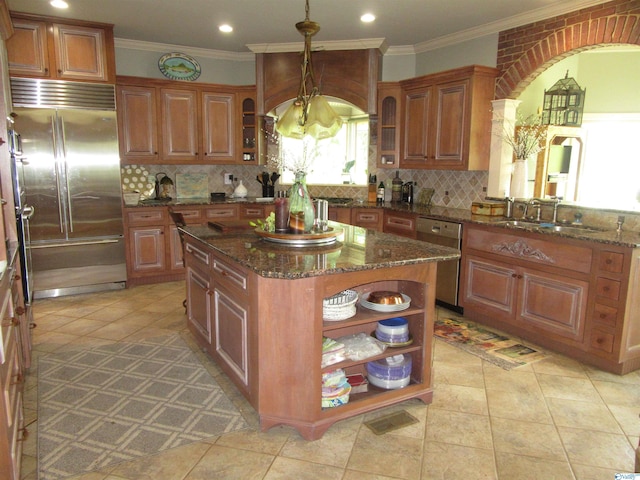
(551, 199), (561, 223)
(525, 199), (541, 221)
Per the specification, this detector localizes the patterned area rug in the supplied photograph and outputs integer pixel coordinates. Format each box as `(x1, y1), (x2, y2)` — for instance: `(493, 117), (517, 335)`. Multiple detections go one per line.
(434, 318), (547, 370)
(38, 334), (249, 480)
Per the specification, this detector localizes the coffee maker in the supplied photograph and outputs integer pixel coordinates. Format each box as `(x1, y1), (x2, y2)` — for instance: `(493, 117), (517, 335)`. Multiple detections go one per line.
(402, 182), (414, 204)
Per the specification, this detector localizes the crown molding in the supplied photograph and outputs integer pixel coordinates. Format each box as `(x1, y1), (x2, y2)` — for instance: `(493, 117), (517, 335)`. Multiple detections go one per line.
(114, 38), (254, 61)
(246, 38), (388, 54)
(116, 0), (611, 60)
(414, 0), (611, 53)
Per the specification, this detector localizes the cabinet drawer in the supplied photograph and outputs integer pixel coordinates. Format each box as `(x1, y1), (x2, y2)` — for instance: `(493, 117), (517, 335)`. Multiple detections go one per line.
(590, 329), (615, 353)
(599, 251), (624, 274)
(185, 242), (211, 267)
(240, 205), (270, 219)
(592, 303), (619, 327)
(126, 209), (166, 225)
(384, 213), (417, 238)
(465, 228), (593, 274)
(351, 208), (383, 229)
(172, 208), (202, 223)
(596, 277), (621, 301)
(205, 206), (239, 219)
(213, 257), (248, 291)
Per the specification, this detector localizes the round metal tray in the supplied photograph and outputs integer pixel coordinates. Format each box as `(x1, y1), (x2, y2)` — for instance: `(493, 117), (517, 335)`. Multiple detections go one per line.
(255, 227), (342, 246)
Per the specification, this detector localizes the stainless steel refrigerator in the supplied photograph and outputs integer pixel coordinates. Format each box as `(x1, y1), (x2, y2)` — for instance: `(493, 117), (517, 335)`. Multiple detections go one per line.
(11, 78), (126, 299)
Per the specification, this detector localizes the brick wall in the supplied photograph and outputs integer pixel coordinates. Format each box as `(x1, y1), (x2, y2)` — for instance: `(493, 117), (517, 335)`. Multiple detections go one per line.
(496, 0), (640, 99)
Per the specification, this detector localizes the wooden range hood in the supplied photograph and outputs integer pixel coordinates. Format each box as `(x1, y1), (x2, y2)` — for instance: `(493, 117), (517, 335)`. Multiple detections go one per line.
(255, 48), (382, 116)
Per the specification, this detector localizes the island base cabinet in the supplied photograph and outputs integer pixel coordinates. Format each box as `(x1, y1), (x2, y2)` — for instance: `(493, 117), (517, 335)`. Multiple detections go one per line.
(212, 287), (249, 389)
(254, 264), (437, 440)
(182, 233), (439, 439)
(186, 267), (212, 347)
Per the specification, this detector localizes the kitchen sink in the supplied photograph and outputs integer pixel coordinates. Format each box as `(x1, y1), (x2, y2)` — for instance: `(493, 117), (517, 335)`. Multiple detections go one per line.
(492, 220), (541, 229)
(538, 224), (601, 234)
(493, 220), (601, 235)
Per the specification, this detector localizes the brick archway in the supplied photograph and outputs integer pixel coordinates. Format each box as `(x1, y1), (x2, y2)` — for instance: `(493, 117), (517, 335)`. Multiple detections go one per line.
(495, 2), (640, 99)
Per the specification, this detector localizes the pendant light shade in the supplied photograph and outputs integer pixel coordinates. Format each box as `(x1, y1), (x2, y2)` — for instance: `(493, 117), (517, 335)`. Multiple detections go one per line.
(275, 0), (342, 140)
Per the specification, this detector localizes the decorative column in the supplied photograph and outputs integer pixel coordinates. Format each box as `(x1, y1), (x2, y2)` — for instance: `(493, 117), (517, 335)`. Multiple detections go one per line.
(487, 99), (520, 198)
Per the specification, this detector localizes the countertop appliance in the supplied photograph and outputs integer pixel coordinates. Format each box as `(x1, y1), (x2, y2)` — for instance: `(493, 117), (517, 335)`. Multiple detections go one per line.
(11, 78), (126, 299)
(417, 217), (462, 312)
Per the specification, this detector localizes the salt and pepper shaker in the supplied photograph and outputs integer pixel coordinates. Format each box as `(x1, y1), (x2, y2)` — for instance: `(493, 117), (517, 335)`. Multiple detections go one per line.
(316, 199), (329, 232)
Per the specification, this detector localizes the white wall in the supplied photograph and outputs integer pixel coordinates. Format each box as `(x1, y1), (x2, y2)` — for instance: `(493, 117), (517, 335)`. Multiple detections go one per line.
(115, 42), (256, 84)
(415, 34), (498, 76)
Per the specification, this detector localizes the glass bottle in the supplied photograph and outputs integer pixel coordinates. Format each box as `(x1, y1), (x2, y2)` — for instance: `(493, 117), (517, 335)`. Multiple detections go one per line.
(288, 171), (315, 233)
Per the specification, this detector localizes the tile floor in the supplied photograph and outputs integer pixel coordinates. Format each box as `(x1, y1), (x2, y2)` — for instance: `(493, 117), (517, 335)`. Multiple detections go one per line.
(19, 281), (640, 480)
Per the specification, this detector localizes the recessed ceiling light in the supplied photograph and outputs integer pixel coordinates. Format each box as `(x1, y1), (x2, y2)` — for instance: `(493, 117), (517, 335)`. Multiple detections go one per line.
(361, 13), (375, 23)
(219, 24), (233, 33)
(50, 0), (69, 8)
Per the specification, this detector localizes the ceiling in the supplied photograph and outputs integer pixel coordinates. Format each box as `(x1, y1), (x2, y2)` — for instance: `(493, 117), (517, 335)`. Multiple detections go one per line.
(7, 0), (612, 55)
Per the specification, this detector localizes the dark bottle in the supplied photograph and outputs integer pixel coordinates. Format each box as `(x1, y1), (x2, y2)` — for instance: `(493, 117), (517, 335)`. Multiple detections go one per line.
(377, 181), (385, 204)
(392, 170), (403, 202)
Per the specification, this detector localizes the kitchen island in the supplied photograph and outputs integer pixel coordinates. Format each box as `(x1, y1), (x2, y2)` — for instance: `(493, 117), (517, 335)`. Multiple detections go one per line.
(180, 222), (459, 440)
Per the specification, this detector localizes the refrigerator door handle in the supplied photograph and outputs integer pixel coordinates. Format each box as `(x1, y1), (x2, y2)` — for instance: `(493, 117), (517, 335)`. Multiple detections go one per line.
(58, 116), (75, 233)
(30, 238), (122, 249)
(51, 116), (65, 234)
(22, 205), (35, 220)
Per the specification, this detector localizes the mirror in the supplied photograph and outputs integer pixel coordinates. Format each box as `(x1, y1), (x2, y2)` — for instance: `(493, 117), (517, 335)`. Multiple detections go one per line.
(267, 97), (370, 186)
(516, 45), (640, 210)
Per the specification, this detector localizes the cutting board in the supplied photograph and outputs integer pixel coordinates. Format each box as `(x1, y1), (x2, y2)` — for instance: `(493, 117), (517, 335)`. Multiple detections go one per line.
(208, 220), (255, 233)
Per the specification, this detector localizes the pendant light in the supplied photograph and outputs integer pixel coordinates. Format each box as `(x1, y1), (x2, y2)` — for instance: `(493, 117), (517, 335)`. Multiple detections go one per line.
(275, 0), (343, 140)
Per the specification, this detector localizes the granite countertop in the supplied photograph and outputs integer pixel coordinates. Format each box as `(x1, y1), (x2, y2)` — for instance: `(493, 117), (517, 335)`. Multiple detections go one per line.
(181, 222), (460, 279)
(129, 197), (640, 248)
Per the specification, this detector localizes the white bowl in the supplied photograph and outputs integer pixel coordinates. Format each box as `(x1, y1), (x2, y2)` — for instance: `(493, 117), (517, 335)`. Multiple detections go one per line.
(123, 192), (140, 206)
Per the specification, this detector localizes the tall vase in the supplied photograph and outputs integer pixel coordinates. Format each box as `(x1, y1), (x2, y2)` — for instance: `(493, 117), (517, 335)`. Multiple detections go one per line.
(288, 171), (315, 233)
(510, 158), (528, 199)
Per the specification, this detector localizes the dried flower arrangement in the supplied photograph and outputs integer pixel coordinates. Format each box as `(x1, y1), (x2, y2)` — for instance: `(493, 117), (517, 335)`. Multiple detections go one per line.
(264, 121), (320, 176)
(502, 113), (547, 160)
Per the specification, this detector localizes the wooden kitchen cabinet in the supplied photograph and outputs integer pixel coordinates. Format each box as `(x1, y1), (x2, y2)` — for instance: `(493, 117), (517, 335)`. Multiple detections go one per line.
(383, 210), (417, 239)
(185, 241), (213, 346)
(185, 239), (252, 398)
(399, 65), (498, 170)
(328, 207), (351, 224)
(461, 223), (640, 374)
(201, 91), (235, 163)
(7, 13), (115, 83)
(116, 85), (159, 163)
(0, 255), (32, 480)
(351, 208), (383, 230)
(183, 231), (437, 440)
(124, 208), (168, 282)
(116, 76), (256, 165)
(161, 88), (199, 162)
(237, 89), (258, 164)
(377, 82), (402, 169)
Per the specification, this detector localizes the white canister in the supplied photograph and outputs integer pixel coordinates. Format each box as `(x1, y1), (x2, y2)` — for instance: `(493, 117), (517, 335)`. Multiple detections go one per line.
(233, 180), (248, 198)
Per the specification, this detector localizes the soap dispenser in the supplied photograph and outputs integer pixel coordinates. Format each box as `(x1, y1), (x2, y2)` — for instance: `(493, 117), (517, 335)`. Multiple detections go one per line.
(233, 180), (248, 198)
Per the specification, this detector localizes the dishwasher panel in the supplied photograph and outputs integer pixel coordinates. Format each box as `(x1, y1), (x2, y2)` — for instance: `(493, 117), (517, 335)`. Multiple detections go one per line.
(417, 217), (462, 311)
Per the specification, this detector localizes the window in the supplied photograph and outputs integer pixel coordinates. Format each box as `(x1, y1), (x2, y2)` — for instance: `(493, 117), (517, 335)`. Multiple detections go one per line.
(278, 118), (370, 186)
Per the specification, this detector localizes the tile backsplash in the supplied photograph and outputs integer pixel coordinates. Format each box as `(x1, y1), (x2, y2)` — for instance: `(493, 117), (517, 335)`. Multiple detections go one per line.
(130, 164), (489, 210)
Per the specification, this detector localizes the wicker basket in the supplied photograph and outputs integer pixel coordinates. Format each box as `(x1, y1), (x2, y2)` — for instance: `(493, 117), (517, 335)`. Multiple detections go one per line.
(323, 289), (358, 321)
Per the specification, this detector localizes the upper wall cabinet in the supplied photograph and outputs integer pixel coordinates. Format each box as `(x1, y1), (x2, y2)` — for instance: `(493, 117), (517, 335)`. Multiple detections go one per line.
(7, 13), (116, 83)
(399, 65), (498, 171)
(117, 85), (159, 162)
(376, 82), (402, 169)
(117, 76), (257, 166)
